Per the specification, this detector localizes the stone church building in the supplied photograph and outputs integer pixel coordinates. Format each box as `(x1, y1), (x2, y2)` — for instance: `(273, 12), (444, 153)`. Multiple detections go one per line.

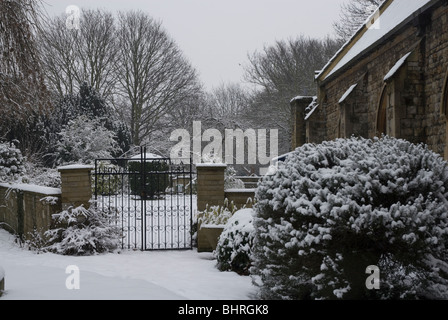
(291, 0), (448, 159)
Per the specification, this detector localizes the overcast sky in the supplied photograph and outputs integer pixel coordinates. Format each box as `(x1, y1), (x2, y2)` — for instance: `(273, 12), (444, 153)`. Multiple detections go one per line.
(42, 0), (347, 90)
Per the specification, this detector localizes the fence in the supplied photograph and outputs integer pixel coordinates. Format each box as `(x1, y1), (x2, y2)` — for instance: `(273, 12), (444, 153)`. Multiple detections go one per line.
(93, 153), (195, 251)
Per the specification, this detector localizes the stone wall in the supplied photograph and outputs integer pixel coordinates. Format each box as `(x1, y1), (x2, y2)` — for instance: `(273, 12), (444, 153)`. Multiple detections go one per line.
(196, 163), (256, 252)
(304, 1), (448, 158)
(0, 165), (94, 240)
(224, 189), (255, 209)
(58, 165), (93, 210)
(290, 97), (312, 149)
(425, 3), (448, 157)
(196, 164), (227, 212)
(0, 184), (61, 240)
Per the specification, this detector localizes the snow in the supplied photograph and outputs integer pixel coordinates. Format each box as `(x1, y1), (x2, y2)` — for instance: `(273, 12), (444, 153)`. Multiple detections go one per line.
(383, 52), (412, 81)
(0, 229), (255, 300)
(338, 84), (358, 104)
(0, 182), (61, 196)
(225, 188), (256, 193)
(304, 96), (319, 121)
(130, 153), (163, 160)
(57, 164), (94, 170)
(317, 0), (432, 81)
(226, 209), (255, 234)
(290, 95), (314, 103)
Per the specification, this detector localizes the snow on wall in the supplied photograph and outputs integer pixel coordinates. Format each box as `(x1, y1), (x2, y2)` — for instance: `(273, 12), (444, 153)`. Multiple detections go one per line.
(196, 163), (227, 168)
(57, 164), (94, 171)
(0, 182), (61, 195)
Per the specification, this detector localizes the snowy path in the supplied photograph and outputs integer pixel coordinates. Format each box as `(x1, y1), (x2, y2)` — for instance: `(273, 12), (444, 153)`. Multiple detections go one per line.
(0, 230), (255, 300)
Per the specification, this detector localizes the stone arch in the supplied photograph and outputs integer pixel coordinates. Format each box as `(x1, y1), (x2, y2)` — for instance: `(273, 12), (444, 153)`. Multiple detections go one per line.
(442, 67), (448, 159)
(376, 84), (388, 137)
(442, 67), (448, 117)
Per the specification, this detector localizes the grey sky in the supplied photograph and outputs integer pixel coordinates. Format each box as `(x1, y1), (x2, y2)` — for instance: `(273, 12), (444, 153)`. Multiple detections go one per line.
(42, 0), (347, 90)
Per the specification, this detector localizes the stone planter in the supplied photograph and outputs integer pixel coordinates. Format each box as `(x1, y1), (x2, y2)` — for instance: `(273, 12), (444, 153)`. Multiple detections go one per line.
(198, 225), (225, 252)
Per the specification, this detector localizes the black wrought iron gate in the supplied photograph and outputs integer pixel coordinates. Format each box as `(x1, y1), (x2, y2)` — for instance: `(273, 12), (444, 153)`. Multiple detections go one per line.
(93, 148), (195, 251)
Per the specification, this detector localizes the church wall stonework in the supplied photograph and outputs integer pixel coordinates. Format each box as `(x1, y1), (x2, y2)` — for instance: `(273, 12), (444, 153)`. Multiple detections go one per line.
(294, 1), (448, 159)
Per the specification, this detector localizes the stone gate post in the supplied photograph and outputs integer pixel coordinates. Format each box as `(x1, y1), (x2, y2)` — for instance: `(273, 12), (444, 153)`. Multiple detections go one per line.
(58, 164), (94, 210)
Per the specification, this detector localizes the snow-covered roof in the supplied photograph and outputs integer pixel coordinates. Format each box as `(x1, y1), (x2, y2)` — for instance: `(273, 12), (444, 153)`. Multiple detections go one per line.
(316, 0), (435, 82)
(304, 96), (319, 120)
(339, 84), (358, 104)
(290, 96), (315, 104)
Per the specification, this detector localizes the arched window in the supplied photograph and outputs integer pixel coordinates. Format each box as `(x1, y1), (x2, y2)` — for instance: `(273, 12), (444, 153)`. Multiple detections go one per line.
(442, 68), (448, 159)
(338, 84), (358, 138)
(376, 85), (388, 137)
(442, 68), (448, 117)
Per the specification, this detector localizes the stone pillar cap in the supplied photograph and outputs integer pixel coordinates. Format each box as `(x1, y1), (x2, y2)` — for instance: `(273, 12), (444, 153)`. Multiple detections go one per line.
(57, 164), (95, 172)
(195, 163), (227, 168)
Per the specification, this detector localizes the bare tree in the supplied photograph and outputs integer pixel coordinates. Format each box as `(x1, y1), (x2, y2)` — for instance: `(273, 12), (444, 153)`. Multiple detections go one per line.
(0, 0), (52, 159)
(39, 9), (118, 101)
(243, 36), (341, 153)
(204, 83), (251, 123)
(333, 0), (384, 42)
(0, 0), (50, 118)
(116, 11), (201, 146)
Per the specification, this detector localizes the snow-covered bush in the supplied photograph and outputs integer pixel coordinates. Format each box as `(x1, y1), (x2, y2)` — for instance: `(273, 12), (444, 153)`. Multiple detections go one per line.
(215, 208), (255, 275)
(0, 141), (25, 182)
(56, 115), (121, 165)
(44, 204), (121, 256)
(252, 136), (448, 300)
(22, 163), (61, 188)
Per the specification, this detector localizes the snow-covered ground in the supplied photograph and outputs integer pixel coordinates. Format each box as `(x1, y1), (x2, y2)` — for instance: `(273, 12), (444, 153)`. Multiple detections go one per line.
(0, 229), (255, 300)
